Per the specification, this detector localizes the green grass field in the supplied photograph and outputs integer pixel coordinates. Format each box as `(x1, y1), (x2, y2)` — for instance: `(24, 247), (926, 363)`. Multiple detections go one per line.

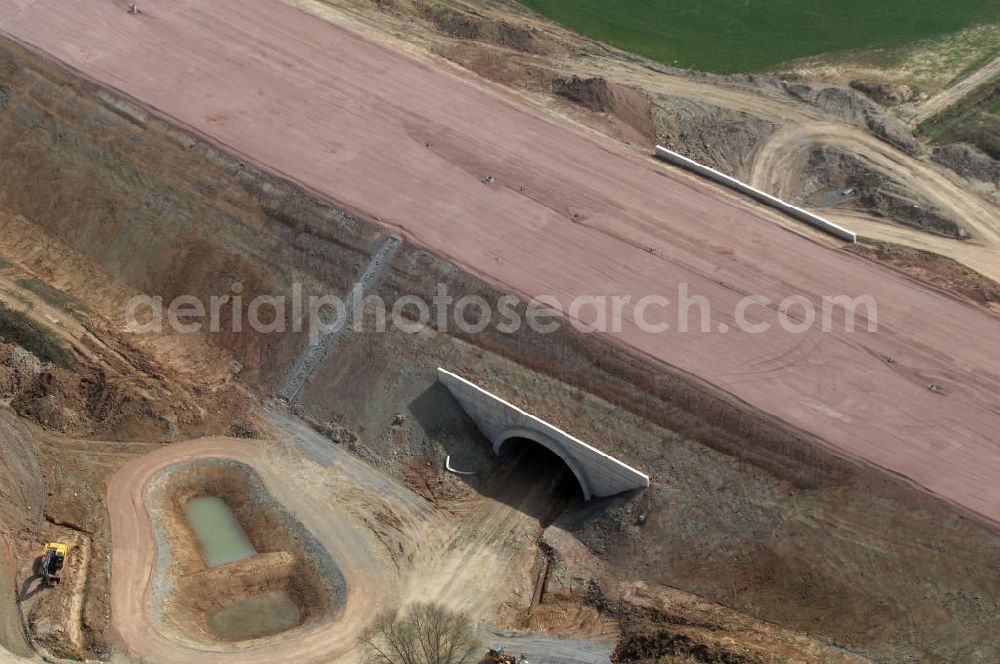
(516, 0), (1000, 73)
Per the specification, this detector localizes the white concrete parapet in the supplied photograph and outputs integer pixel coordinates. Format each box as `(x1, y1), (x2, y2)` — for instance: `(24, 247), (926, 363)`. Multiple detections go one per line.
(438, 368), (649, 500)
(654, 145), (857, 243)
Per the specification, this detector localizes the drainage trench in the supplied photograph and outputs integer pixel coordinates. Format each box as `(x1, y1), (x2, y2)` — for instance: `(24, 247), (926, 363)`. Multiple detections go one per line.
(277, 233), (402, 403)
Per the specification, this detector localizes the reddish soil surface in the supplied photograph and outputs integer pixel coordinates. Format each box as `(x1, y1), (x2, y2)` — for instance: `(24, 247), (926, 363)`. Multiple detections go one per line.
(3, 0), (1000, 528)
(845, 241), (1000, 312)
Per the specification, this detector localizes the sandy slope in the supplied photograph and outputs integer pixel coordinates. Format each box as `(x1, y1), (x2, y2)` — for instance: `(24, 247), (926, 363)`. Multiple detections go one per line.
(750, 123), (1000, 280)
(751, 123), (1000, 245)
(0, 540), (29, 660)
(3, 0), (1000, 528)
(824, 209), (1000, 282)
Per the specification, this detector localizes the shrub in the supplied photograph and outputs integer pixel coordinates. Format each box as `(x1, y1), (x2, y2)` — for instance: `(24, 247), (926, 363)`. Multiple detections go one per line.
(359, 603), (481, 664)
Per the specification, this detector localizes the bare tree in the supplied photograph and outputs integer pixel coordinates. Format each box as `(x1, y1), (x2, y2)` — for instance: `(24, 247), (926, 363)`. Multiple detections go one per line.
(359, 603), (482, 664)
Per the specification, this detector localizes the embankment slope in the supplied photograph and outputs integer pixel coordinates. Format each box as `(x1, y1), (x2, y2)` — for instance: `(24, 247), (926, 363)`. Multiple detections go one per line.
(2, 0), (1000, 527)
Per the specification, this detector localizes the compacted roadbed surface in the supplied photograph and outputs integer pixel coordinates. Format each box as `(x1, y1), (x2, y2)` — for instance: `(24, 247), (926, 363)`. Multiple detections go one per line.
(3, 0), (1000, 523)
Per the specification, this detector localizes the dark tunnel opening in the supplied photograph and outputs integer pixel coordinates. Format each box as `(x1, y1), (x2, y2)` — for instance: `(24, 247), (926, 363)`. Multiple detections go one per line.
(484, 436), (586, 525)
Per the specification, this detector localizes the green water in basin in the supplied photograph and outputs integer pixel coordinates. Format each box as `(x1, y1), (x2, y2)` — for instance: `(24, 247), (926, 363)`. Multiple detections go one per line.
(206, 591), (302, 641)
(185, 496), (257, 567)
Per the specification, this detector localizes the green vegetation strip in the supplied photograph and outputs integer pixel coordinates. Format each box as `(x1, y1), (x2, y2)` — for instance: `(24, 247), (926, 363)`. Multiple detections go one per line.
(947, 44), (1000, 87)
(515, 0), (1000, 72)
(0, 303), (73, 368)
(3, 290), (32, 309)
(919, 75), (1000, 158)
(16, 278), (92, 320)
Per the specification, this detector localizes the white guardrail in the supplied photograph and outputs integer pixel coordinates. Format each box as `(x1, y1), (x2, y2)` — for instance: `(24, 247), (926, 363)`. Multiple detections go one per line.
(654, 145), (857, 243)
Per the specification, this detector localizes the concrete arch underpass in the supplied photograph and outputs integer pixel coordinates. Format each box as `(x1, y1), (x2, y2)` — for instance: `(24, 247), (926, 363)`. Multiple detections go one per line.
(438, 369), (649, 501)
(495, 429), (591, 499)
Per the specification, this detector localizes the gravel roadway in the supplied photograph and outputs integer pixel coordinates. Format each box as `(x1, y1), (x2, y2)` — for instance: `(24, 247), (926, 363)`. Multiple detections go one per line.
(480, 626), (612, 664)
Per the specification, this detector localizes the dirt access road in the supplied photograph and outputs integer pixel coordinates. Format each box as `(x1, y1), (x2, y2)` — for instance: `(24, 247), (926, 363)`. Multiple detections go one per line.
(3, 0), (1000, 524)
(750, 122), (1000, 280)
(751, 123), (1000, 247)
(106, 411), (547, 662)
(905, 53), (1000, 126)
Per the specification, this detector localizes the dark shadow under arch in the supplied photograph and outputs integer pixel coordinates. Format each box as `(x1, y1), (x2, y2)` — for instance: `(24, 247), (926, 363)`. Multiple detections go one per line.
(496, 426), (593, 500)
(495, 435), (588, 505)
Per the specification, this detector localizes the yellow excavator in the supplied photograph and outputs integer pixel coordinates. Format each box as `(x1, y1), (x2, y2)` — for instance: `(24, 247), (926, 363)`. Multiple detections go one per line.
(39, 543), (68, 587)
(484, 646), (526, 664)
